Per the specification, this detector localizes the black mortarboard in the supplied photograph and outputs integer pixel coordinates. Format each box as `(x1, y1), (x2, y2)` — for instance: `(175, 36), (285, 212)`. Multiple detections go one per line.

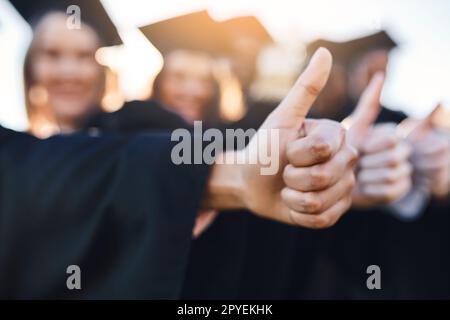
(220, 15), (273, 47)
(307, 39), (349, 64)
(307, 31), (398, 66)
(8, 0), (122, 46)
(139, 10), (229, 57)
(341, 30), (398, 59)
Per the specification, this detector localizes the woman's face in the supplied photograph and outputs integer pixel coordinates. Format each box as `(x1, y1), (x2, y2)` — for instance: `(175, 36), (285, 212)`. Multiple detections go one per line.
(30, 13), (104, 130)
(157, 50), (216, 123)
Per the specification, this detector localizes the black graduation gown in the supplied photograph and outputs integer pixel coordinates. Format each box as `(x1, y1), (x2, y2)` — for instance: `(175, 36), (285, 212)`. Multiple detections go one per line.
(86, 100), (191, 133)
(385, 198), (450, 299)
(0, 126), (209, 299)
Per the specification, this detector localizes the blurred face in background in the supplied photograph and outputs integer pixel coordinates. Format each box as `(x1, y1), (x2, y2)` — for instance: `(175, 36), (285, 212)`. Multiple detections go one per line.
(348, 49), (389, 100)
(26, 12), (105, 133)
(155, 50), (216, 123)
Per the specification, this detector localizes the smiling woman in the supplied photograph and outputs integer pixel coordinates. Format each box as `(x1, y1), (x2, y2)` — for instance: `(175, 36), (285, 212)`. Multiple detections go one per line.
(9, 0), (123, 137)
(24, 12), (106, 136)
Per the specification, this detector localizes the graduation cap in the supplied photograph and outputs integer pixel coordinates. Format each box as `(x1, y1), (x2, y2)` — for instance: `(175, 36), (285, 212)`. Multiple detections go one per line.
(342, 30), (398, 59)
(307, 31), (398, 66)
(307, 39), (349, 64)
(139, 10), (229, 57)
(8, 0), (122, 46)
(220, 15), (273, 47)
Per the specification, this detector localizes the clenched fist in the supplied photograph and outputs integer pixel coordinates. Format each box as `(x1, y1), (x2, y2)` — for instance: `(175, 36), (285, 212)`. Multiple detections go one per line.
(204, 48), (357, 229)
(353, 123), (412, 207)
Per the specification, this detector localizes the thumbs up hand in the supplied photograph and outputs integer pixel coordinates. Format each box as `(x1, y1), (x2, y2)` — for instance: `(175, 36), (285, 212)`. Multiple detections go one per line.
(205, 48), (357, 229)
(346, 73), (413, 208)
(352, 123), (413, 207)
(407, 105), (450, 198)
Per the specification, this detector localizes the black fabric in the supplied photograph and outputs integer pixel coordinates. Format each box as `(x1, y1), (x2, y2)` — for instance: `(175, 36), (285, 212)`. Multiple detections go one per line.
(87, 100), (191, 134)
(0, 126), (209, 299)
(181, 212), (249, 299)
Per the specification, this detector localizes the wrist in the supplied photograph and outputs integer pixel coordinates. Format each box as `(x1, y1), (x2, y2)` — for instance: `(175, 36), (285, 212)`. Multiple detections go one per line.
(202, 151), (247, 210)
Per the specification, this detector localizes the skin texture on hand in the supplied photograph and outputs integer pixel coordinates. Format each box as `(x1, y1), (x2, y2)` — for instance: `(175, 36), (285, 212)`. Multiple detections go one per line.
(204, 48), (358, 229)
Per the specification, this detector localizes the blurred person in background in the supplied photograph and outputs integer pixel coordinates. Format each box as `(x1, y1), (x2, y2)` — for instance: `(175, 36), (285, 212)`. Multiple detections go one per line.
(345, 32), (450, 204)
(306, 31), (450, 299)
(87, 11), (224, 133)
(14, 0), (122, 137)
(136, 11), (249, 299)
(142, 11), (222, 125)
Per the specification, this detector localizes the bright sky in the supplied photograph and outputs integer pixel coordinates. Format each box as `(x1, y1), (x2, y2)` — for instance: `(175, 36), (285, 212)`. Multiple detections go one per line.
(1, 0), (449, 130)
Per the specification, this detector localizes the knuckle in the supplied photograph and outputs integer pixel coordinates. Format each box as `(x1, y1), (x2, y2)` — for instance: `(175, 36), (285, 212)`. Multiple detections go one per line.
(388, 154), (402, 167)
(309, 136), (332, 161)
(385, 135), (399, 148)
(385, 174), (397, 184)
(309, 167), (331, 189)
(300, 193), (322, 213)
(299, 79), (321, 97)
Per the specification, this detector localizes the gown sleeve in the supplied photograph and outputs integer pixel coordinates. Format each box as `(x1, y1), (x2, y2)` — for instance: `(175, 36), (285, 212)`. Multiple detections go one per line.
(0, 127), (210, 299)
